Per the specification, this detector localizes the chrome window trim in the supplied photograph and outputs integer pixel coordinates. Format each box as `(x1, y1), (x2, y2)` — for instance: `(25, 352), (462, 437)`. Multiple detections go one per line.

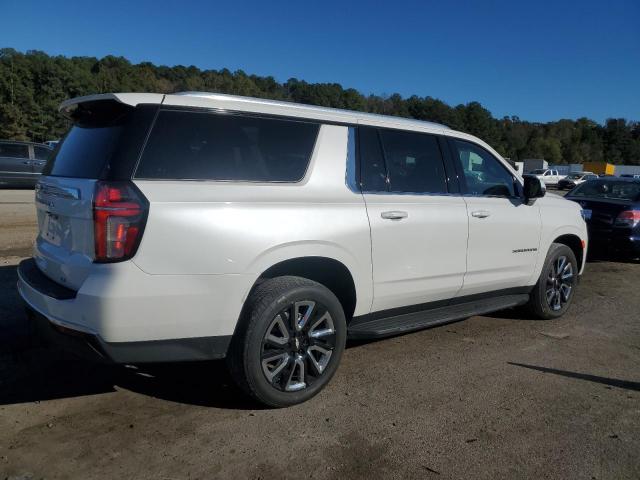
(361, 190), (463, 197)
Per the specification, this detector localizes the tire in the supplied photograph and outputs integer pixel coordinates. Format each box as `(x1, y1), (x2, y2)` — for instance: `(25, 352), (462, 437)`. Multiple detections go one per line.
(526, 243), (578, 319)
(227, 276), (347, 407)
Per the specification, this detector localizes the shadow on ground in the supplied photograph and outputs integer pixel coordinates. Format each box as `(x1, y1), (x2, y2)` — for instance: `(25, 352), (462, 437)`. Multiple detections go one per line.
(0, 264), (257, 410)
(508, 362), (640, 392)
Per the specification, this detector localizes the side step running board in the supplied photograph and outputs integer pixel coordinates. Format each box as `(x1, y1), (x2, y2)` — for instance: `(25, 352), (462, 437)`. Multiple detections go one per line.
(347, 294), (530, 340)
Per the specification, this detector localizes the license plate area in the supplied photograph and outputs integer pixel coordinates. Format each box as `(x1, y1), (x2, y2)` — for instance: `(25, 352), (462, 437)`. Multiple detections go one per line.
(43, 212), (63, 246)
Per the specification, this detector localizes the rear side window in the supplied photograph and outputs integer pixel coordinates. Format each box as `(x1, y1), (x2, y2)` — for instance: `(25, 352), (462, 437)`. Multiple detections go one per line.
(135, 110), (320, 182)
(0, 143), (28, 159)
(379, 130), (448, 194)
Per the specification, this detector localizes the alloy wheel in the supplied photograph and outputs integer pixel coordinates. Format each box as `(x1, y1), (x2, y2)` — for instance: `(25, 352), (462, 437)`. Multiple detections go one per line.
(545, 255), (574, 311)
(261, 300), (336, 392)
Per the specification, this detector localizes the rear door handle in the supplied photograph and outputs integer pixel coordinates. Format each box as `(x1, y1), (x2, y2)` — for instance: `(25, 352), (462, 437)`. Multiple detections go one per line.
(471, 210), (491, 218)
(381, 210), (408, 220)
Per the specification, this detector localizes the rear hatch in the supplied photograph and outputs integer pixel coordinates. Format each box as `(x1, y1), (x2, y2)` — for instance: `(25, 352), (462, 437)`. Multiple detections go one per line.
(34, 99), (158, 290)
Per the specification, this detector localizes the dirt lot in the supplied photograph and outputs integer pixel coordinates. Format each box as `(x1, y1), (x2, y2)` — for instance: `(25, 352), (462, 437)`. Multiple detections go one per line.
(1, 189), (639, 479)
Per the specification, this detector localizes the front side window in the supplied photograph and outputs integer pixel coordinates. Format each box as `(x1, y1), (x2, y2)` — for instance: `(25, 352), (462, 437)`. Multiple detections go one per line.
(135, 111), (319, 182)
(453, 140), (516, 197)
(33, 146), (52, 160)
(0, 143), (28, 159)
(379, 130), (448, 194)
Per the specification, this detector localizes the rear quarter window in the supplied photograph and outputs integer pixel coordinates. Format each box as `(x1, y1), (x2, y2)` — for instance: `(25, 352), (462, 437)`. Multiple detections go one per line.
(134, 110), (320, 182)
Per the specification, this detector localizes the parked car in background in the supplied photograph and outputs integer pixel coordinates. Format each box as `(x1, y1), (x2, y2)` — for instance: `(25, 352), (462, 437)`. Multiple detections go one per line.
(620, 174), (640, 179)
(44, 140), (59, 148)
(0, 140), (52, 187)
(566, 178), (640, 260)
(18, 92), (587, 407)
(530, 168), (565, 186)
(557, 172), (598, 190)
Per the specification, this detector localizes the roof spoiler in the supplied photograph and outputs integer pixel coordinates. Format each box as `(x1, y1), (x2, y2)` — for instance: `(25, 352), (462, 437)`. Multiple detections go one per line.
(59, 93), (165, 114)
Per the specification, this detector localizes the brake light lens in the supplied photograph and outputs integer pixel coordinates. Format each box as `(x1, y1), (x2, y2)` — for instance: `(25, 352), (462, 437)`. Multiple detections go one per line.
(614, 210), (640, 228)
(93, 181), (148, 262)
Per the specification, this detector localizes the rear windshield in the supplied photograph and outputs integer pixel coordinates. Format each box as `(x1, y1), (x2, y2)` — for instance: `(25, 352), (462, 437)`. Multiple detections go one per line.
(134, 110), (320, 182)
(570, 180), (640, 201)
(43, 101), (133, 178)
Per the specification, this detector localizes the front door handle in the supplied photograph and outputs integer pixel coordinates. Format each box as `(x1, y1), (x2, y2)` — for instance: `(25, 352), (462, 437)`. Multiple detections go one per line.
(381, 210), (408, 220)
(471, 210), (491, 218)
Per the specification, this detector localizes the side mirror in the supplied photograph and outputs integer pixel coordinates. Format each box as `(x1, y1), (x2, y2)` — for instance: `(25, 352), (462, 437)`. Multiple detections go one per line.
(523, 175), (546, 204)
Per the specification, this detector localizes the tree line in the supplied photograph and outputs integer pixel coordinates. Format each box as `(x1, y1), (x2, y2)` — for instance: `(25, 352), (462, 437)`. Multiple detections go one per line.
(1, 48), (639, 165)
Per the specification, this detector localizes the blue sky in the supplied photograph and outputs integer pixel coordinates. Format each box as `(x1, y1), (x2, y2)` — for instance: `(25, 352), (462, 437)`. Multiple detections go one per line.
(3, 0), (639, 123)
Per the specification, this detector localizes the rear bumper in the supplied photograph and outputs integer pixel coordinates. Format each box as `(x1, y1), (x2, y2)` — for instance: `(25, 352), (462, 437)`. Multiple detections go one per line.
(24, 306), (231, 363)
(17, 258), (243, 363)
(588, 231), (640, 258)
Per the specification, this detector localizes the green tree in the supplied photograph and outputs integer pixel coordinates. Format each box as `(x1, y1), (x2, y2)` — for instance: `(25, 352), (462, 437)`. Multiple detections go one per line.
(0, 48), (638, 165)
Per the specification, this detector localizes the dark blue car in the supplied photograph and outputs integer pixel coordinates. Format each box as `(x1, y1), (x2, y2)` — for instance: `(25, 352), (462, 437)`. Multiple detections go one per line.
(566, 178), (640, 259)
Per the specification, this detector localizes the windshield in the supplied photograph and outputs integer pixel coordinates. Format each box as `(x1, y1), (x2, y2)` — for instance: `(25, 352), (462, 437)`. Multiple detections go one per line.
(530, 169), (545, 175)
(567, 173), (583, 179)
(570, 180), (640, 201)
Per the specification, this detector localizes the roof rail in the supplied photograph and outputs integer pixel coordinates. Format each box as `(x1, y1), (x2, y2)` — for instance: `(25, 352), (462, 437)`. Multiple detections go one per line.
(173, 91), (450, 130)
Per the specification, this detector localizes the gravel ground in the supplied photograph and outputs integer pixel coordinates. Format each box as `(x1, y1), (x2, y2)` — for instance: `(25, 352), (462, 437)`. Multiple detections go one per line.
(1, 189), (639, 479)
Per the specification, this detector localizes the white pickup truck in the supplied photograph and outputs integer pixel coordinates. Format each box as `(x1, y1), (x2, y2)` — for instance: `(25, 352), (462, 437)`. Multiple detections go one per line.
(530, 169), (565, 186)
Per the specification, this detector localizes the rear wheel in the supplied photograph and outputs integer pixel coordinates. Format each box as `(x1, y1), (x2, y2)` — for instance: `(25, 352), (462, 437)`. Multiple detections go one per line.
(526, 243), (578, 319)
(227, 276), (346, 407)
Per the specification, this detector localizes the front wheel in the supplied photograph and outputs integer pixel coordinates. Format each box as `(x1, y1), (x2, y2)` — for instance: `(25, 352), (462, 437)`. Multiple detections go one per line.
(526, 243), (578, 319)
(227, 276), (347, 407)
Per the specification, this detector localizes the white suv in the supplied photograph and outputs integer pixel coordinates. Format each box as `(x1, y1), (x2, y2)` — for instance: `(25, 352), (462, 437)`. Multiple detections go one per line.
(18, 92), (588, 407)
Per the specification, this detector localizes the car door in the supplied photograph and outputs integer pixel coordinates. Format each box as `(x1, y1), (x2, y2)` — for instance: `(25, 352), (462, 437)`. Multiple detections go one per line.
(359, 126), (468, 313)
(449, 139), (542, 296)
(0, 142), (31, 185)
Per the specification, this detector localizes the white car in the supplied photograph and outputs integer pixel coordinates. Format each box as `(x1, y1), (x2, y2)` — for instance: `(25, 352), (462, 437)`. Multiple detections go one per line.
(17, 92), (588, 407)
(530, 168), (565, 186)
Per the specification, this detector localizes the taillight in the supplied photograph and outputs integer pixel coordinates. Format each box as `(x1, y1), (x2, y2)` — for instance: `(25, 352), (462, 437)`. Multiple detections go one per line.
(614, 210), (640, 228)
(93, 181), (148, 262)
